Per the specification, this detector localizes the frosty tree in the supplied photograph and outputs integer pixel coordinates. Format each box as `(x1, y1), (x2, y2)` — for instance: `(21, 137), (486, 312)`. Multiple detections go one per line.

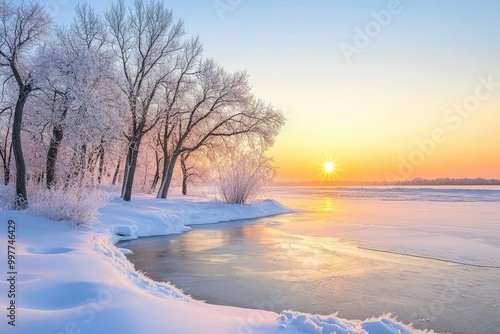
(0, 0), (285, 205)
(218, 150), (277, 204)
(155, 48), (285, 198)
(105, 0), (184, 201)
(0, 0), (51, 209)
(33, 4), (118, 189)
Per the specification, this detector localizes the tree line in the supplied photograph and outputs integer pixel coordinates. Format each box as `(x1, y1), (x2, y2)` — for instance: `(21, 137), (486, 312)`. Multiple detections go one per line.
(0, 0), (285, 209)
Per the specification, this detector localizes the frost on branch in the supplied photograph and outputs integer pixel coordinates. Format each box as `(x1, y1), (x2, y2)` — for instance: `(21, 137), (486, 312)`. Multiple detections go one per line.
(218, 151), (277, 204)
(29, 185), (110, 227)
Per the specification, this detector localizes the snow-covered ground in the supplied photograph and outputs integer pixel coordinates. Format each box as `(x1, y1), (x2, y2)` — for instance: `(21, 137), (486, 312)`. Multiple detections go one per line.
(0, 193), (425, 334)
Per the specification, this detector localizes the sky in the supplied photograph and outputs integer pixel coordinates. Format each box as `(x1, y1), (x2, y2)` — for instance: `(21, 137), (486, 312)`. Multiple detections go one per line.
(47, 0), (500, 182)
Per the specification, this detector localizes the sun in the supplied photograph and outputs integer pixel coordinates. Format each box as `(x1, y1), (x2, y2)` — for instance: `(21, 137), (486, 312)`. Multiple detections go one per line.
(324, 162), (335, 173)
(318, 156), (342, 182)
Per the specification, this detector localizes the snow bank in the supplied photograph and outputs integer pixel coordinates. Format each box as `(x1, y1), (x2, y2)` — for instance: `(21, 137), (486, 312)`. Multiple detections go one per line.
(96, 193), (293, 243)
(0, 194), (430, 333)
(279, 311), (415, 334)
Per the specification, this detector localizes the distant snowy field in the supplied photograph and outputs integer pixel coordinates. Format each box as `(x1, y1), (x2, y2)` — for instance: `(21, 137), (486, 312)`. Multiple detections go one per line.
(0, 192), (428, 334)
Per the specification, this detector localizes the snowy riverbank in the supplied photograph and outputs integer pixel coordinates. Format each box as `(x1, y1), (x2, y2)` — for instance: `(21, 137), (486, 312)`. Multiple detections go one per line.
(0, 194), (426, 333)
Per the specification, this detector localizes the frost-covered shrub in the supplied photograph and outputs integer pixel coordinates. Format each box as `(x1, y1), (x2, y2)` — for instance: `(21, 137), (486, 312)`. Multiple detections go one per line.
(29, 185), (110, 227)
(218, 151), (276, 204)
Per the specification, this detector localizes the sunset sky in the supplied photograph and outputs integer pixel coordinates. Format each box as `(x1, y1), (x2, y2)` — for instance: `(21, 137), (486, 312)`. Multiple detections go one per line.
(53, 0), (500, 182)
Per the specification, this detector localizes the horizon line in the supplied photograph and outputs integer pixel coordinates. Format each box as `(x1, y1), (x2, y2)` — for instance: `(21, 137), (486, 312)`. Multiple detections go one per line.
(274, 177), (500, 186)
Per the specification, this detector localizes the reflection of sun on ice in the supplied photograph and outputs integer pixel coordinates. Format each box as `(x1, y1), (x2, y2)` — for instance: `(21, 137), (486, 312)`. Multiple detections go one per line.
(324, 162), (335, 173)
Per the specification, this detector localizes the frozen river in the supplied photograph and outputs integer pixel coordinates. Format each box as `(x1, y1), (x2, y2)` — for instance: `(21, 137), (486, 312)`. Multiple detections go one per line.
(119, 187), (500, 333)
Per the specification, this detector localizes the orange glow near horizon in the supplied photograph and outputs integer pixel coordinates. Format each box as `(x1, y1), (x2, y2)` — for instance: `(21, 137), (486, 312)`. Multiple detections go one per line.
(261, 83), (500, 183)
(270, 146), (500, 183)
(268, 98), (500, 183)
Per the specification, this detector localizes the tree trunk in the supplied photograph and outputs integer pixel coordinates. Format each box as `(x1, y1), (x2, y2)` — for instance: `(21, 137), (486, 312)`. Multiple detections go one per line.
(3, 159), (9, 186)
(0, 121), (12, 186)
(150, 150), (162, 192)
(112, 157), (121, 186)
(87, 149), (98, 187)
(46, 123), (64, 189)
(65, 147), (78, 188)
(181, 154), (188, 196)
(6, 142), (12, 185)
(157, 153), (179, 199)
(182, 176), (187, 195)
(78, 144), (87, 186)
(2, 142), (12, 186)
(120, 144), (130, 196)
(12, 88), (29, 209)
(97, 144), (104, 184)
(121, 135), (142, 201)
